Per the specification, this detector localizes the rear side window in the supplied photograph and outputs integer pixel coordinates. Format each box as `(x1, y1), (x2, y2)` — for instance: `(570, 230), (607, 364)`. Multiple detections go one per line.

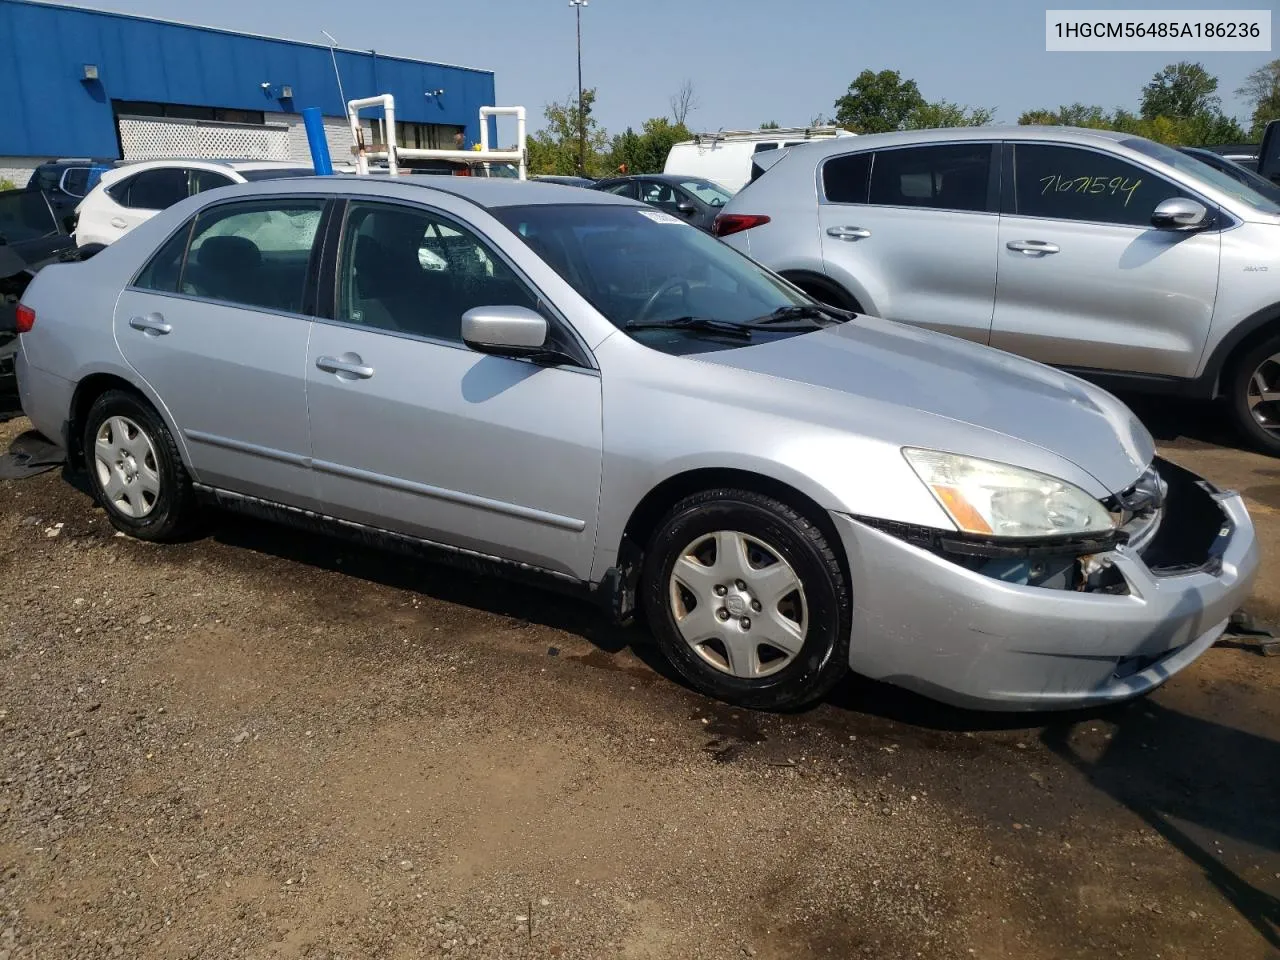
(191, 169), (235, 194)
(113, 168), (190, 211)
(1011, 144), (1194, 226)
(752, 142), (779, 154)
(823, 152), (872, 203)
(133, 222), (193, 293)
(868, 144), (992, 212)
(180, 200), (326, 313)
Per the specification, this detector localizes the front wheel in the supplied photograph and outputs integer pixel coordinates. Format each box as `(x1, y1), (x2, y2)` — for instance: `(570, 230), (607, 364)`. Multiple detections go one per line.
(1228, 334), (1280, 457)
(640, 489), (850, 710)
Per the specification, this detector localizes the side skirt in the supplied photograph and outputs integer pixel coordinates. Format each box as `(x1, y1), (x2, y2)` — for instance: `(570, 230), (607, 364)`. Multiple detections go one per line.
(192, 484), (621, 612)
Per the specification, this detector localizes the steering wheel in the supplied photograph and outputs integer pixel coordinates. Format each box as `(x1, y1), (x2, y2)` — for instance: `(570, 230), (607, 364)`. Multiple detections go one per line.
(634, 279), (691, 325)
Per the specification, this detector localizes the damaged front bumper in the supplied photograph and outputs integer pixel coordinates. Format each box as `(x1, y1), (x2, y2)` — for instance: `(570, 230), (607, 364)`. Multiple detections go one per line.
(832, 459), (1259, 711)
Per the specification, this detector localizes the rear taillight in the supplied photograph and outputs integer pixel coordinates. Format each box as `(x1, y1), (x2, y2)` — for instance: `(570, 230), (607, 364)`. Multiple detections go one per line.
(15, 304), (34, 334)
(712, 214), (771, 238)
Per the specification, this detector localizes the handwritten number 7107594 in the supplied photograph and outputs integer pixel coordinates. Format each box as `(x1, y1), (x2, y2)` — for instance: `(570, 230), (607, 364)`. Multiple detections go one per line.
(1039, 175), (1142, 207)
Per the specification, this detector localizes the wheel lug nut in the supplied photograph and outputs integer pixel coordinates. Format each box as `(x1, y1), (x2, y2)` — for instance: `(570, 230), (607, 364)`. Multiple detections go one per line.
(735, 580), (746, 591)
(741, 617), (751, 630)
(751, 600), (761, 612)
(714, 585), (727, 596)
(717, 608), (730, 621)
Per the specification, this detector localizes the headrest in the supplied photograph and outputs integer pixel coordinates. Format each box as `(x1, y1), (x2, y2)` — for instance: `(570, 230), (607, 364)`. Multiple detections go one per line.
(197, 235), (261, 273)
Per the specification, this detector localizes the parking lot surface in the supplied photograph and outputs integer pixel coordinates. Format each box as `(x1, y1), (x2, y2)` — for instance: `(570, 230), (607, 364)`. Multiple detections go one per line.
(1, 401), (1277, 960)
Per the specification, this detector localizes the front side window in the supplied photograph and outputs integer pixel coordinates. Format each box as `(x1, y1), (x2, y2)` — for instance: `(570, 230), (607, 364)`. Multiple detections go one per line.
(868, 144), (992, 213)
(338, 201), (538, 343)
(1011, 144), (1196, 226)
(601, 181), (635, 198)
(118, 168), (190, 211)
(492, 203), (818, 356)
(639, 181), (682, 211)
(181, 200), (325, 312)
(679, 179), (732, 206)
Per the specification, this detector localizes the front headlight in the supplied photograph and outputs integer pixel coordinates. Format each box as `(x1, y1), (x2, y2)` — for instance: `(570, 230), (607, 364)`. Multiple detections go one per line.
(903, 449), (1115, 538)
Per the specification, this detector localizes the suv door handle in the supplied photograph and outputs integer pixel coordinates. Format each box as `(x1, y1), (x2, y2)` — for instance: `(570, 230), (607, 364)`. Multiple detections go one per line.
(316, 355), (375, 380)
(128, 314), (171, 336)
(827, 226), (872, 241)
(110, 217), (128, 229)
(1007, 240), (1060, 255)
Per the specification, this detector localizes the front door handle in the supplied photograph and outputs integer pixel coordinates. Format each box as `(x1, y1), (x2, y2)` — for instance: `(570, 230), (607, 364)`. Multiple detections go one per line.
(128, 314), (171, 336)
(1007, 240), (1060, 255)
(827, 226), (872, 241)
(110, 217), (128, 229)
(316, 354), (375, 380)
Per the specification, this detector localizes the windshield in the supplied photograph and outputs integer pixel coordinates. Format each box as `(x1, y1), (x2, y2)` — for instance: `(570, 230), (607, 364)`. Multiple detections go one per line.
(1123, 138), (1280, 215)
(237, 168), (314, 182)
(679, 179), (733, 206)
(0, 188), (57, 243)
(491, 203), (816, 354)
(1182, 149), (1280, 203)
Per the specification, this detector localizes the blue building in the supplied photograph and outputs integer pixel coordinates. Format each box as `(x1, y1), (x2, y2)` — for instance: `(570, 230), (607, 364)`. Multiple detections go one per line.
(0, 0), (498, 184)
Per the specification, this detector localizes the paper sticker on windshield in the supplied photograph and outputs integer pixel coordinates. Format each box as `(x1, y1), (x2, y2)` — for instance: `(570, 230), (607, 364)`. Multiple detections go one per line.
(638, 210), (683, 224)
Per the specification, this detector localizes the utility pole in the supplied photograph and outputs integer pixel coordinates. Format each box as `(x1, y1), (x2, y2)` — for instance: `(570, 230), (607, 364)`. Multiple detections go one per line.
(569, 0), (588, 175)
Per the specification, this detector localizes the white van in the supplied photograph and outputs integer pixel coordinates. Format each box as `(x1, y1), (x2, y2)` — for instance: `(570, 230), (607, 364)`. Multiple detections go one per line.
(664, 126), (854, 193)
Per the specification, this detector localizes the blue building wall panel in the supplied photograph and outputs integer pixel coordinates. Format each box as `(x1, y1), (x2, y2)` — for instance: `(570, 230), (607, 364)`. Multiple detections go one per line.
(0, 0), (497, 158)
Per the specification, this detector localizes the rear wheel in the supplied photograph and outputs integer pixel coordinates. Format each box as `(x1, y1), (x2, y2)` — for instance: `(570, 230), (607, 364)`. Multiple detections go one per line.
(641, 489), (850, 710)
(1228, 333), (1280, 456)
(82, 390), (197, 541)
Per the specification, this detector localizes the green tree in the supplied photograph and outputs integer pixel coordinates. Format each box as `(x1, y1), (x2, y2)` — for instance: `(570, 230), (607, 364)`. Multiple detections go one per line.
(760, 120), (780, 129)
(908, 100), (996, 128)
(833, 69), (925, 133)
(606, 117), (692, 175)
(1018, 102), (1113, 128)
(1140, 61), (1220, 120)
(525, 88), (609, 176)
(1237, 58), (1280, 138)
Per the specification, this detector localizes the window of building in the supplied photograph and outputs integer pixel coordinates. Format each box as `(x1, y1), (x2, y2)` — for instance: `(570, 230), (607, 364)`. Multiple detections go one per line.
(112, 100), (267, 125)
(370, 121), (466, 151)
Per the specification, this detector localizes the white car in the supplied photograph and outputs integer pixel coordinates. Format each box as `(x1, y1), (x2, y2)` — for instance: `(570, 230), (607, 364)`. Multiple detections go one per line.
(74, 159), (313, 248)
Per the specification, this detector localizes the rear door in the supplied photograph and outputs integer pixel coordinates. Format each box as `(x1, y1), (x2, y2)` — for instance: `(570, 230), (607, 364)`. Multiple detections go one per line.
(113, 196), (328, 505)
(990, 141), (1220, 378)
(817, 142), (1000, 343)
(103, 167), (192, 239)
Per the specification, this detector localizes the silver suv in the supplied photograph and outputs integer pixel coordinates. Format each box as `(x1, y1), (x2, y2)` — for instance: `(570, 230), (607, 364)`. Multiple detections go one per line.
(716, 126), (1280, 454)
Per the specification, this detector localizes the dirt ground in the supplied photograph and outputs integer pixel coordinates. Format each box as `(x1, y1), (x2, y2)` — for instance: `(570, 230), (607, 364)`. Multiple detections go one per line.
(1, 399), (1277, 960)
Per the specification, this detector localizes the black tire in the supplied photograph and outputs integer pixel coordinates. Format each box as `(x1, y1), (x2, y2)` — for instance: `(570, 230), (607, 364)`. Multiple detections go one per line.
(82, 389), (197, 541)
(1227, 333), (1280, 456)
(640, 489), (850, 710)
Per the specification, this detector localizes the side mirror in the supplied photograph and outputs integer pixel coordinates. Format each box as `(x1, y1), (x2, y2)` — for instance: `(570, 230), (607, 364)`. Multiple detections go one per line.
(461, 305), (548, 357)
(676, 201), (696, 215)
(1151, 197), (1209, 231)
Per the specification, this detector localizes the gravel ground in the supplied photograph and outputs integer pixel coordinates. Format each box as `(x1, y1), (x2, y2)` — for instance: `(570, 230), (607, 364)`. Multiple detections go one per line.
(1, 405), (1278, 960)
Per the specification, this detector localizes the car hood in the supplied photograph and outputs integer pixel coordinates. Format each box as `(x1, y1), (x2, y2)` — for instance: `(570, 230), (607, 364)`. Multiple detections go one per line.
(697, 317), (1154, 494)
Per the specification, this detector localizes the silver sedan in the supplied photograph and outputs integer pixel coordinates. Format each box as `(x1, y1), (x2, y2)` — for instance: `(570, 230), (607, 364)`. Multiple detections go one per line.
(13, 176), (1259, 710)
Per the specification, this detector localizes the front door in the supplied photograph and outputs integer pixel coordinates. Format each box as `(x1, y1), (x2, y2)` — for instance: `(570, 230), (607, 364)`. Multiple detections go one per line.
(305, 200), (604, 580)
(113, 197), (327, 505)
(991, 142), (1221, 378)
(817, 142), (1000, 343)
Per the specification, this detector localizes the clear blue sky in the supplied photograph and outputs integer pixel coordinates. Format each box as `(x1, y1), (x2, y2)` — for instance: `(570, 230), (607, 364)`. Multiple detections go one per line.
(61, 0), (1273, 136)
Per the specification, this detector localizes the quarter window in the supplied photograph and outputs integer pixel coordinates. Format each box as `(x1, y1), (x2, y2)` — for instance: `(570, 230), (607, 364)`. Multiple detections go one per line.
(823, 152), (872, 203)
(1011, 144), (1194, 226)
(133, 222), (193, 293)
(180, 200), (325, 312)
(338, 201), (538, 343)
(868, 144), (992, 212)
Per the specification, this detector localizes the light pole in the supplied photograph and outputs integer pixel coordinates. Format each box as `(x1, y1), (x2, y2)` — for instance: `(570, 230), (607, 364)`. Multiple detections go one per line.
(569, 0), (587, 176)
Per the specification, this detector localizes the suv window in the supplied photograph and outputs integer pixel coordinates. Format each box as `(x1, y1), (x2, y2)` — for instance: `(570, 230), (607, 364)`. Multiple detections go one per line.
(823, 152), (872, 203)
(113, 168), (190, 211)
(179, 200), (325, 312)
(1011, 144), (1194, 226)
(60, 168), (90, 198)
(869, 144), (992, 212)
(338, 201), (537, 343)
(753, 142), (779, 154)
(191, 169), (235, 194)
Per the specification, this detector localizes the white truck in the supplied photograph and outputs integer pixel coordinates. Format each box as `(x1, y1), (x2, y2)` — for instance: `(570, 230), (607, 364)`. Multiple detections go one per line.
(663, 126), (854, 193)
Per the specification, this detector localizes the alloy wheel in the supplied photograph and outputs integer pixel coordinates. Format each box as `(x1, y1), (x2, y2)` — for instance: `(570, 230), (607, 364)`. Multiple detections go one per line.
(1247, 352), (1280, 437)
(94, 415), (161, 518)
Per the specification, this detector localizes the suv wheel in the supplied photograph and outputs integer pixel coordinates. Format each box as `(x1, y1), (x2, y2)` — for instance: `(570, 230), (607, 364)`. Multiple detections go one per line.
(1228, 333), (1280, 456)
(83, 390), (197, 541)
(641, 489), (850, 710)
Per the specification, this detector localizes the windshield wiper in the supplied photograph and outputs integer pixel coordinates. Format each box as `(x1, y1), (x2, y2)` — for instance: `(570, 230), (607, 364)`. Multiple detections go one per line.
(746, 304), (851, 327)
(624, 316), (753, 340)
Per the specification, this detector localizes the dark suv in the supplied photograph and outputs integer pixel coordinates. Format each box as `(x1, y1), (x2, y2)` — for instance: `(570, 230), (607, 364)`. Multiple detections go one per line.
(26, 159), (114, 231)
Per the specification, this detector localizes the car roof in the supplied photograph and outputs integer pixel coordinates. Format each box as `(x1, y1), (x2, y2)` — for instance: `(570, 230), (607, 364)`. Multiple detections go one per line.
(116, 158), (311, 170)
(783, 124), (1138, 159)
(193, 174), (642, 209)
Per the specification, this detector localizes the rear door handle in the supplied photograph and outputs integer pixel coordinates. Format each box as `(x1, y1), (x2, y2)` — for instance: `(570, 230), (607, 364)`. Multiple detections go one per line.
(128, 314), (171, 336)
(110, 217), (127, 229)
(316, 354), (375, 380)
(827, 226), (872, 241)
(1006, 240), (1060, 255)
